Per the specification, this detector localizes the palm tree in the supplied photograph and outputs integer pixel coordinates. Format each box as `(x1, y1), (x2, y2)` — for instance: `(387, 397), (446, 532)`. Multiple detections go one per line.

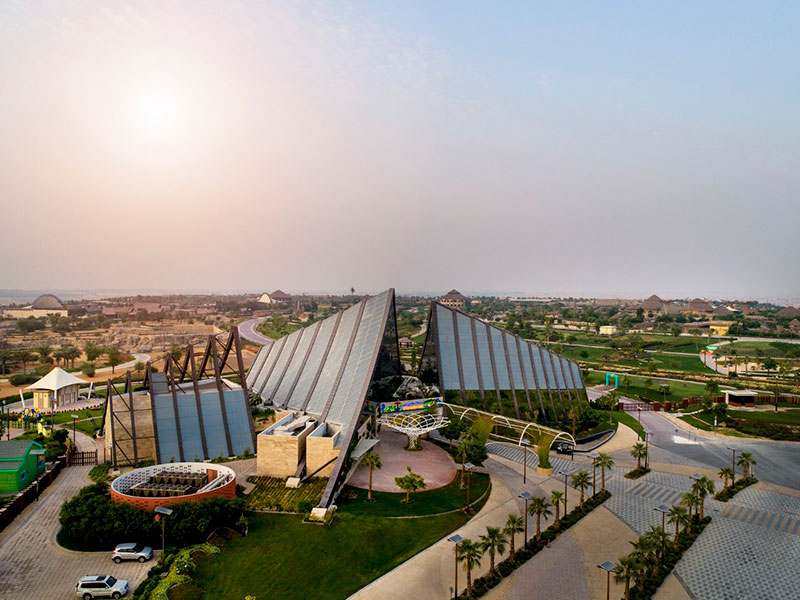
(571, 470), (591, 507)
(567, 405), (580, 438)
(644, 526), (670, 576)
(0, 349), (12, 376)
(667, 505), (688, 550)
(718, 467), (734, 491)
(550, 490), (565, 528)
(631, 441), (647, 471)
(62, 345), (80, 369)
(457, 539), (484, 597)
(596, 453), (614, 492)
(360, 451), (382, 501)
(34, 344), (53, 365)
(503, 514), (524, 561)
(614, 555), (638, 600)
(17, 349), (34, 374)
(456, 439), (470, 488)
(692, 476), (715, 519)
(737, 452), (756, 479)
(680, 491), (697, 533)
(479, 526), (507, 576)
(527, 496), (553, 542)
(629, 536), (656, 587)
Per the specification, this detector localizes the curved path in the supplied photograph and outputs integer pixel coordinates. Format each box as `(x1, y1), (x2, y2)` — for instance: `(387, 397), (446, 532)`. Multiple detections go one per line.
(238, 317), (274, 345)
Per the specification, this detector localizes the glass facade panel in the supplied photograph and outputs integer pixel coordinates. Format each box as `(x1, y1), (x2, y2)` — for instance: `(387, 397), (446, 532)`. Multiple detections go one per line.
(456, 313), (479, 390)
(570, 361), (582, 389)
(436, 305), (460, 390)
(153, 395), (181, 463)
(176, 394), (204, 461)
(223, 389), (254, 455)
(252, 338), (285, 396)
(272, 323), (318, 408)
(520, 341), (536, 392)
(540, 348), (559, 390)
(504, 332), (525, 390)
(289, 315), (338, 411)
(473, 323), (495, 391)
(548, 350), (566, 389)
(200, 392), (229, 459)
(327, 292), (388, 426)
(260, 329), (302, 403)
(489, 328), (510, 388)
(246, 345), (270, 390)
(306, 301), (362, 417)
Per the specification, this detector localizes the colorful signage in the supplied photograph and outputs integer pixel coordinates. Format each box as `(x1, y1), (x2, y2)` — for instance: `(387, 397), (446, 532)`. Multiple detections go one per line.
(370, 397), (443, 414)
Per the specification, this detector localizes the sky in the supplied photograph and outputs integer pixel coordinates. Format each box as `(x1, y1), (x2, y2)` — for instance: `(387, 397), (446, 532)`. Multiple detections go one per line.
(1, 1), (799, 301)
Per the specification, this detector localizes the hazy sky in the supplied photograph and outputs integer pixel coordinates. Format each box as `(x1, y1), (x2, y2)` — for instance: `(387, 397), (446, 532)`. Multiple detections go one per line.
(1, 1), (799, 300)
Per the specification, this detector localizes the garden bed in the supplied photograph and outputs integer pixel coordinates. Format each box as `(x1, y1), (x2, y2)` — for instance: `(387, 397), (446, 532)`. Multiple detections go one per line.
(245, 476), (327, 512)
(714, 477), (758, 502)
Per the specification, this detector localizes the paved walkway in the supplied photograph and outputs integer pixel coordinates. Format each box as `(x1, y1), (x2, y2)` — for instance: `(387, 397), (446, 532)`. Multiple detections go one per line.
(0, 465), (151, 599)
(349, 431), (457, 492)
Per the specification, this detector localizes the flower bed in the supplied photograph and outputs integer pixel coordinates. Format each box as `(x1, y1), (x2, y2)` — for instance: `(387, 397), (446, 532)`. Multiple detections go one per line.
(455, 490), (611, 599)
(625, 467), (651, 480)
(714, 477), (758, 502)
(245, 476), (327, 513)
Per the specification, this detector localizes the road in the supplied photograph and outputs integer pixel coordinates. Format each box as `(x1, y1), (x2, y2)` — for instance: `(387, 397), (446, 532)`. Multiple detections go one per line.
(238, 317), (274, 345)
(611, 409), (800, 491)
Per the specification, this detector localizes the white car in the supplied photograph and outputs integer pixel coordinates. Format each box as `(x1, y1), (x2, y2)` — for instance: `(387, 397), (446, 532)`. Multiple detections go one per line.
(111, 542), (153, 563)
(75, 575), (129, 599)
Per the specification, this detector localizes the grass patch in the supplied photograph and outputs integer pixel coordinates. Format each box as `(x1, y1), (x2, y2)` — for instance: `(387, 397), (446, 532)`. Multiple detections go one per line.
(727, 408), (800, 426)
(245, 476), (327, 512)
(337, 472), (490, 517)
(611, 411), (646, 439)
(191, 506), (482, 600)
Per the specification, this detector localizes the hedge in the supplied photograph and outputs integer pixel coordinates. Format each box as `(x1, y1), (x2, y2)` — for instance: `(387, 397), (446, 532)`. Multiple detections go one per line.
(714, 477), (758, 502)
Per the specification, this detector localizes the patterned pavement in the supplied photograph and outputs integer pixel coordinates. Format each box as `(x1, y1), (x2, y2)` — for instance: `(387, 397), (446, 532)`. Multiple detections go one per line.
(486, 441), (800, 600)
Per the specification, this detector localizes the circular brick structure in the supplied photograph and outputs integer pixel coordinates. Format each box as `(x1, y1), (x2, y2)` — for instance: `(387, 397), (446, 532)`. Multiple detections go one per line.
(110, 462), (236, 510)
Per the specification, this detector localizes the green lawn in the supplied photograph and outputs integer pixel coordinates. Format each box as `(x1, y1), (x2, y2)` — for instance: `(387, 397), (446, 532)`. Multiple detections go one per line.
(611, 411), (645, 439)
(716, 340), (800, 359)
(191, 497), (487, 599)
(563, 346), (714, 375)
(584, 371), (712, 401)
(337, 472), (490, 517)
(727, 408), (800, 426)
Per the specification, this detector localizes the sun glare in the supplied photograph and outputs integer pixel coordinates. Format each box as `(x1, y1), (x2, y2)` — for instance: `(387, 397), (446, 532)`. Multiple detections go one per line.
(138, 92), (178, 133)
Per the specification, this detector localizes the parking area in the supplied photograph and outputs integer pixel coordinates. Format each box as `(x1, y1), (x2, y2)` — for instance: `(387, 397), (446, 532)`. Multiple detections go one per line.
(0, 465), (152, 599)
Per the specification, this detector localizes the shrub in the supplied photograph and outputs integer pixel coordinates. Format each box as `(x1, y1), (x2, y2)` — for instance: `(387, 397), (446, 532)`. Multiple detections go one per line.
(9, 374), (38, 386)
(714, 477), (758, 501)
(536, 434), (554, 469)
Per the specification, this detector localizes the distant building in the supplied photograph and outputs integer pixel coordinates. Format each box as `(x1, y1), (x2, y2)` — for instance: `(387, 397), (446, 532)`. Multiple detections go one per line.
(270, 290), (292, 304)
(709, 324), (730, 336)
(641, 294), (664, 313)
(439, 289), (467, 310)
(132, 302), (163, 314)
(0, 440), (46, 494)
(788, 319), (800, 331)
(1, 294), (68, 319)
(26, 367), (87, 411)
(777, 306), (800, 319)
(686, 298), (714, 315)
(257, 292), (273, 305)
(598, 325), (618, 335)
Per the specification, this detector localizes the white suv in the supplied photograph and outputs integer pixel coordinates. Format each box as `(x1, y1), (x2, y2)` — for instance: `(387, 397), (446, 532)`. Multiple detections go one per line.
(111, 543), (153, 563)
(75, 575), (129, 599)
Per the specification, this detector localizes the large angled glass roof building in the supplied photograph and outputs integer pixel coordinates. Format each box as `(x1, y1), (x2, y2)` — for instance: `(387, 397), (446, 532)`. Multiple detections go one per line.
(420, 302), (585, 422)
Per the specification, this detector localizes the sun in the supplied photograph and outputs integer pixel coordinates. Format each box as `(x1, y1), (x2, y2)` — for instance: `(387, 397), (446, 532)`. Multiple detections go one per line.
(137, 92), (178, 134)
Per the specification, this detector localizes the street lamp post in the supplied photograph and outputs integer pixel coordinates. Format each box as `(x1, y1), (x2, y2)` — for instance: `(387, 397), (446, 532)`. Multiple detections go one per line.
(589, 452), (598, 498)
(654, 504), (670, 559)
(448, 534), (463, 598)
(598, 561), (617, 600)
(519, 491), (532, 545)
(559, 469), (570, 511)
(521, 439), (530, 484)
(154, 506), (174, 554)
(643, 429), (651, 470)
(464, 463), (475, 513)
(727, 447), (736, 485)
(71, 414), (79, 446)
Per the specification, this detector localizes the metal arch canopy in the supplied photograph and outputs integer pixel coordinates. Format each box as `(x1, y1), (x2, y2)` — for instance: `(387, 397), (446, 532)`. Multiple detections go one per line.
(442, 402), (576, 449)
(380, 413), (450, 450)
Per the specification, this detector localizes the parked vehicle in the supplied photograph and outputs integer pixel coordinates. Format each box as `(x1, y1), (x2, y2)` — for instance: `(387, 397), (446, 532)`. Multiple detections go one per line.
(556, 442), (573, 455)
(75, 575), (129, 599)
(111, 543), (153, 563)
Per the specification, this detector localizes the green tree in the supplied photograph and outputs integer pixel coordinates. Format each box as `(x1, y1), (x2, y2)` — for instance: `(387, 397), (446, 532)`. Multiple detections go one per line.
(479, 526), (507, 576)
(360, 451), (382, 501)
(692, 476), (715, 520)
(106, 347), (122, 374)
(630, 441), (648, 471)
(0, 349), (12, 376)
(762, 356), (778, 376)
(16, 349), (34, 374)
(550, 490), (565, 528)
(737, 451), (756, 479)
(571, 470), (591, 507)
(680, 491), (698, 533)
(614, 555), (638, 600)
(718, 467), (734, 491)
(394, 466), (426, 504)
(83, 342), (103, 362)
(62, 345), (80, 369)
(456, 539), (483, 598)
(596, 453), (614, 492)
(503, 514), (524, 561)
(34, 344), (53, 365)
(169, 344), (184, 362)
(527, 496), (553, 542)
(81, 363), (96, 377)
(667, 505), (689, 550)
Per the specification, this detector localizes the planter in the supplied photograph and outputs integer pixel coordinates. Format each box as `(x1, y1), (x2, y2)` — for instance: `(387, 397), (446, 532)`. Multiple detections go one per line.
(536, 466), (553, 476)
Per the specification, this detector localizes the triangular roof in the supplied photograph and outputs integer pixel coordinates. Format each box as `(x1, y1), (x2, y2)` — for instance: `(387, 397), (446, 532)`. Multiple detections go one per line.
(26, 367), (87, 391)
(777, 306), (800, 318)
(0, 439), (41, 460)
(442, 289), (466, 300)
(270, 289), (291, 299)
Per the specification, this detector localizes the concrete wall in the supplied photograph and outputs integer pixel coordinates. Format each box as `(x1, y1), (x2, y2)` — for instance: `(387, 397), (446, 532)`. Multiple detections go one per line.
(306, 424), (340, 478)
(257, 421), (314, 478)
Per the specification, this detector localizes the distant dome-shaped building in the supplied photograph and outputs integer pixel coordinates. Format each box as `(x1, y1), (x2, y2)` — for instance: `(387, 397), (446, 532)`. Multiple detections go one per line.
(1, 293), (68, 319)
(31, 294), (65, 311)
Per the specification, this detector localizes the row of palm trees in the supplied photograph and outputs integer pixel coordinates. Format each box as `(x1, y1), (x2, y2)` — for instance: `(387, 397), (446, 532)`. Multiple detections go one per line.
(454, 454), (617, 597)
(614, 476), (715, 599)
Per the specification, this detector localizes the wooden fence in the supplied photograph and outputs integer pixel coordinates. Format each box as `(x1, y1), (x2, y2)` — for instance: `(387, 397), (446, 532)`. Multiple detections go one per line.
(68, 450), (98, 466)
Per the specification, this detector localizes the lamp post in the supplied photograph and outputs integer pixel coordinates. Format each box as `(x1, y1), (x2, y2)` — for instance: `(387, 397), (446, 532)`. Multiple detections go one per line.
(654, 503), (669, 559)
(598, 561), (616, 600)
(30, 448), (45, 501)
(448, 534), (463, 598)
(521, 438), (530, 484)
(589, 452), (599, 498)
(643, 429), (651, 470)
(464, 463), (475, 513)
(71, 414), (79, 446)
(154, 506), (174, 554)
(559, 469), (570, 511)
(727, 447), (736, 485)
(519, 491), (532, 544)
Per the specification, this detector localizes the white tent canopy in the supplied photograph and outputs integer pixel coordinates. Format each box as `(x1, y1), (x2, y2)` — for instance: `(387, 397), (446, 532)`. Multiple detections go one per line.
(26, 367), (87, 392)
